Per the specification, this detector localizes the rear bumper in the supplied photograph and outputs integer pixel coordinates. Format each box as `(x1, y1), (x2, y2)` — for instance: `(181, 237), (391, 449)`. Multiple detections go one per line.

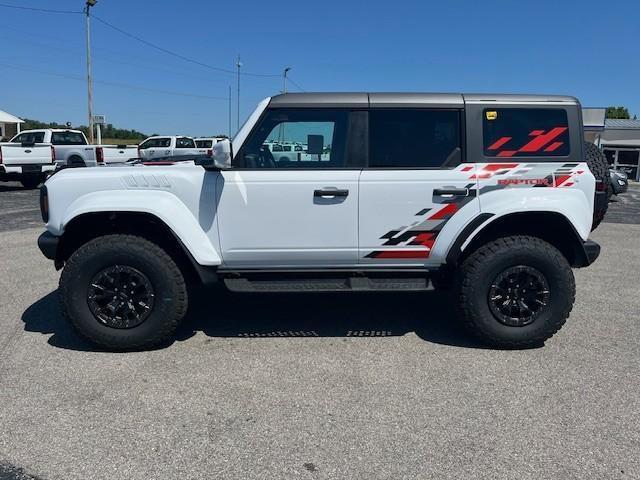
(0, 164), (56, 177)
(38, 231), (59, 260)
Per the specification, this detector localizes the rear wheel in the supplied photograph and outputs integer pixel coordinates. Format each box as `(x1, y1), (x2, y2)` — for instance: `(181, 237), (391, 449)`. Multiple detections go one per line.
(455, 235), (575, 349)
(584, 141), (610, 230)
(59, 234), (189, 350)
(67, 155), (85, 168)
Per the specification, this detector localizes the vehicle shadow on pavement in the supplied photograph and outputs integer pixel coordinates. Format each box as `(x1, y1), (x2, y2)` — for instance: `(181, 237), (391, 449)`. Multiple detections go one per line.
(0, 184), (29, 193)
(21, 288), (488, 351)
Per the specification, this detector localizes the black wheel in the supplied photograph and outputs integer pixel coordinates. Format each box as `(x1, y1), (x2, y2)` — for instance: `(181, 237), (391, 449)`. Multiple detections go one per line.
(59, 234), (189, 350)
(583, 141), (610, 230)
(455, 235), (575, 349)
(20, 174), (44, 189)
(67, 155), (86, 167)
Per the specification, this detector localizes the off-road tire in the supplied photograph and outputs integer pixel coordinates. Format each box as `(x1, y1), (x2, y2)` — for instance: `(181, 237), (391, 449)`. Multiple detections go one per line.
(456, 235), (575, 349)
(20, 174), (44, 189)
(584, 141), (610, 230)
(59, 234), (188, 351)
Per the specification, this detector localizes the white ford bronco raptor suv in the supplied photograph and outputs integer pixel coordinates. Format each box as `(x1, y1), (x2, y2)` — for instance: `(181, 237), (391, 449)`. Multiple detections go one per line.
(37, 93), (608, 351)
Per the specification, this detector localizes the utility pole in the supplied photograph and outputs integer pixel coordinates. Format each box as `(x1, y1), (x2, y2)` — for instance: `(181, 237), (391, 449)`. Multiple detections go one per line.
(283, 66), (291, 94)
(278, 67), (291, 142)
(85, 0), (97, 144)
(236, 55), (242, 131)
(228, 85), (232, 137)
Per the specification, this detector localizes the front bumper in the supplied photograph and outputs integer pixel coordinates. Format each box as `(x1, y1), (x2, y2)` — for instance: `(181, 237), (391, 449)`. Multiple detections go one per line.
(38, 231), (59, 260)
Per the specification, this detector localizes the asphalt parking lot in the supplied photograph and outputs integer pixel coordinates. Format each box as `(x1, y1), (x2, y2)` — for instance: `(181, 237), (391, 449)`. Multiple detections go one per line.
(0, 181), (639, 480)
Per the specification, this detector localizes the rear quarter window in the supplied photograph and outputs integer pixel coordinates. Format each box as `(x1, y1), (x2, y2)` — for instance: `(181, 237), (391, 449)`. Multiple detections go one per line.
(51, 132), (86, 145)
(483, 108), (570, 157)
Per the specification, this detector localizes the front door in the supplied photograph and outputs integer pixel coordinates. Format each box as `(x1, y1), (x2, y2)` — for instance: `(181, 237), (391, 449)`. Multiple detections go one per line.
(217, 108), (363, 267)
(359, 108), (480, 265)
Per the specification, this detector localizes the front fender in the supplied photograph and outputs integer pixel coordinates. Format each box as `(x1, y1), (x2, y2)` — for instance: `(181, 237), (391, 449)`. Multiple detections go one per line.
(54, 190), (221, 266)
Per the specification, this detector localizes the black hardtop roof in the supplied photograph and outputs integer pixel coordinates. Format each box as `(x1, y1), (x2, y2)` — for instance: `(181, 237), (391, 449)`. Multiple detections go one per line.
(269, 92), (579, 108)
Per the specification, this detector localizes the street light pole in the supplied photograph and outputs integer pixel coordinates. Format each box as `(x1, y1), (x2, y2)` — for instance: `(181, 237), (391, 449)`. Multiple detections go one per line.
(85, 0), (97, 144)
(283, 66), (291, 94)
(236, 55), (242, 131)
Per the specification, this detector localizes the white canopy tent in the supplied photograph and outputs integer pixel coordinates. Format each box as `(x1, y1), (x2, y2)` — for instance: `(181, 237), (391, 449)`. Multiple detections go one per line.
(0, 109), (24, 140)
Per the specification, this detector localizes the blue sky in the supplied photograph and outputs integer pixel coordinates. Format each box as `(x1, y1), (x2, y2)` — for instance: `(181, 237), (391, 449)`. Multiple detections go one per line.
(0, 0), (638, 137)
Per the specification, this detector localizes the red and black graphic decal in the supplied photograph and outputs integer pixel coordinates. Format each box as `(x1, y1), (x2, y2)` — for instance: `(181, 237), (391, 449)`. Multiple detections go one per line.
(487, 127), (567, 157)
(365, 161), (586, 260)
(365, 184), (477, 259)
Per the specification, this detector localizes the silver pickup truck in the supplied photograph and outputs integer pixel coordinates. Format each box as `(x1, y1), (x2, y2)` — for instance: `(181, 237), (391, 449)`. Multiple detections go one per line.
(0, 141), (55, 188)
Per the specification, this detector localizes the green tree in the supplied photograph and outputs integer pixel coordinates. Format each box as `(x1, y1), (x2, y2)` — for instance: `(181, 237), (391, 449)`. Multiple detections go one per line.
(606, 106), (631, 119)
(20, 118), (148, 141)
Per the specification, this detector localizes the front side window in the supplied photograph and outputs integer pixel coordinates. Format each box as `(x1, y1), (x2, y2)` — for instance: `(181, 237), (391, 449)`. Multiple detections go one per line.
(176, 137), (195, 148)
(237, 109), (348, 168)
(369, 109), (461, 168)
(483, 108), (570, 157)
(140, 138), (170, 149)
(12, 132), (45, 143)
(51, 132), (86, 145)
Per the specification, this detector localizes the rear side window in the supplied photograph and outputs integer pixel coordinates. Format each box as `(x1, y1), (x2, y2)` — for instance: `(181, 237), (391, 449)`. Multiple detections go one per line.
(369, 110), (462, 168)
(195, 140), (213, 148)
(176, 137), (195, 148)
(51, 132), (86, 145)
(483, 108), (570, 157)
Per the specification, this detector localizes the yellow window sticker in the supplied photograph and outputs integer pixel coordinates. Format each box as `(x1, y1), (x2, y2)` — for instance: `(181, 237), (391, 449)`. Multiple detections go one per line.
(486, 111), (498, 121)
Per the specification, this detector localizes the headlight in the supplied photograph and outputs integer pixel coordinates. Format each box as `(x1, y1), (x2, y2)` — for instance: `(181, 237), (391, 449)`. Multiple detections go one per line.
(618, 179), (626, 186)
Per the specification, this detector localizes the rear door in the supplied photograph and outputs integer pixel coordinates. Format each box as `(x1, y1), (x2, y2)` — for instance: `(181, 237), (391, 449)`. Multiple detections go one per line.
(139, 138), (172, 159)
(359, 105), (480, 265)
(216, 108), (365, 267)
(175, 136), (201, 156)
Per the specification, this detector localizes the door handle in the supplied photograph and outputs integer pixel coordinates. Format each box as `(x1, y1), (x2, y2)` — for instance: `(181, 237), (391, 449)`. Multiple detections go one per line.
(314, 188), (349, 198)
(433, 188), (468, 196)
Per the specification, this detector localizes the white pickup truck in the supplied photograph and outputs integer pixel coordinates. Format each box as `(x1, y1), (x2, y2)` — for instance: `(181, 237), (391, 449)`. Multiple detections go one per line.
(0, 140), (55, 188)
(137, 136), (207, 161)
(11, 129), (137, 167)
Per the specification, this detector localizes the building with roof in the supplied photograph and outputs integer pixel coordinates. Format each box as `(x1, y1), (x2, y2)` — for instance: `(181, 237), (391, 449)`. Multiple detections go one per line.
(598, 119), (640, 181)
(0, 109), (24, 141)
(582, 108), (640, 181)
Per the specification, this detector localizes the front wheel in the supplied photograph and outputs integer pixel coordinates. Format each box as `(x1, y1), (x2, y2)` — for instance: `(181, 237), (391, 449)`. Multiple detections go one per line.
(455, 235), (575, 349)
(59, 234), (189, 350)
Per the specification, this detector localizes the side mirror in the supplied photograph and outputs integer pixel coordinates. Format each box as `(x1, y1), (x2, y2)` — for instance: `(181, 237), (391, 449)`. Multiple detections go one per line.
(307, 135), (324, 155)
(201, 138), (232, 170)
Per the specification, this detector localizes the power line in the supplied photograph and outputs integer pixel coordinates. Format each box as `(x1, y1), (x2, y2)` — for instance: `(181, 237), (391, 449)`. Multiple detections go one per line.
(0, 30), (229, 85)
(0, 62), (229, 100)
(287, 76), (306, 92)
(91, 14), (281, 79)
(0, 3), (286, 81)
(0, 2), (81, 14)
